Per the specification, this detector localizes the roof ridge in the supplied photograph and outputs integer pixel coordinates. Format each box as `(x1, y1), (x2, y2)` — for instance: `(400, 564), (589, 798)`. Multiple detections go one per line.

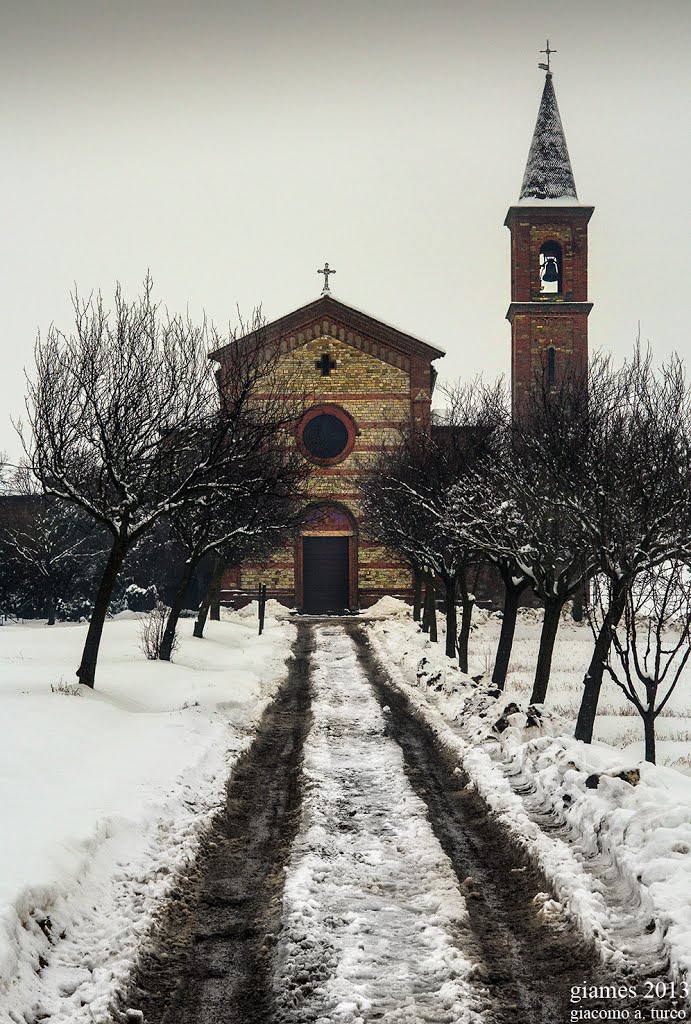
(208, 294), (445, 362)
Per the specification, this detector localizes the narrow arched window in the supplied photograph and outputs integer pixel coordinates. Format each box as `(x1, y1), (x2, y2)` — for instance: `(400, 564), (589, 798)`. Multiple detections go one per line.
(547, 346), (556, 385)
(539, 241), (562, 294)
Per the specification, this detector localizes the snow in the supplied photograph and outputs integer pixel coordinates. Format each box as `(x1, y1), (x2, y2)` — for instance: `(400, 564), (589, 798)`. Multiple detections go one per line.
(0, 604), (294, 1023)
(365, 603), (691, 990)
(519, 72), (578, 202)
(274, 624), (484, 1023)
(5, 598), (690, 1018)
(514, 196), (588, 207)
(359, 595), (413, 621)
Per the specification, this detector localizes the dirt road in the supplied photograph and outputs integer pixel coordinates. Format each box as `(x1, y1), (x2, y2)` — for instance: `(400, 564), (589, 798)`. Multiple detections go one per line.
(122, 621), (625, 1024)
(348, 623), (602, 1022)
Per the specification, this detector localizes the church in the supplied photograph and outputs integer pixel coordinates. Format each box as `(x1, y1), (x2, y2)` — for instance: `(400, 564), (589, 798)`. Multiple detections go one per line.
(211, 58), (593, 614)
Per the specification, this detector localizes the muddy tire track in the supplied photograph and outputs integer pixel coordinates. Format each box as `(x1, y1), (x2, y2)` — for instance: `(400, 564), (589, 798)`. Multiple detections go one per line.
(119, 624), (313, 1024)
(348, 624), (613, 1023)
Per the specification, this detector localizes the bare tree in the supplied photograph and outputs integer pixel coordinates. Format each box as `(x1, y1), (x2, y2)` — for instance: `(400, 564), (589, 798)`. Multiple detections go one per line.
(0, 464), (105, 622)
(450, 469), (589, 703)
(447, 450), (534, 691)
(448, 370), (593, 704)
(158, 428), (308, 661)
(454, 350), (691, 731)
(509, 370), (597, 704)
(591, 563), (691, 763)
(489, 558), (532, 690)
(360, 430), (442, 641)
(362, 379), (505, 669)
(20, 276), (279, 687)
(435, 381), (509, 670)
(193, 556), (225, 639)
(1, 498), (97, 624)
(569, 349), (691, 742)
(0, 452), (9, 493)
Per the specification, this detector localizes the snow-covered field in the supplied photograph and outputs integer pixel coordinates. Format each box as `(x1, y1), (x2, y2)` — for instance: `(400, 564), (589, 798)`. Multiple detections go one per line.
(368, 599), (691, 774)
(364, 599), (691, 989)
(0, 604), (294, 1024)
(476, 607), (691, 775)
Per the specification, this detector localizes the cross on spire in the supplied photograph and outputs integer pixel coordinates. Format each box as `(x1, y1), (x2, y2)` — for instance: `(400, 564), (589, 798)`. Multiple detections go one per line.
(318, 262), (336, 294)
(538, 39), (556, 74)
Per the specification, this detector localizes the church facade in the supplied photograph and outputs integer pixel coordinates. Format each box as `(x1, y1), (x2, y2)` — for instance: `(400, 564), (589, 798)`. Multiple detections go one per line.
(212, 60), (592, 613)
(211, 295), (444, 612)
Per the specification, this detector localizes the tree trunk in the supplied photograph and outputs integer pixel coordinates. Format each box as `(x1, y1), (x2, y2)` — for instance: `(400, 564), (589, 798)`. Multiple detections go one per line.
(210, 566), (222, 621)
(444, 578), (457, 660)
(571, 560), (590, 623)
(194, 558), (224, 639)
(530, 598), (564, 704)
(575, 587), (627, 743)
(412, 568), (422, 622)
(492, 581), (526, 689)
(46, 593), (56, 627)
(76, 534), (128, 688)
(575, 621), (610, 743)
(457, 571), (475, 674)
(421, 576), (430, 633)
(160, 556), (198, 662)
(424, 574), (438, 643)
(571, 582), (585, 623)
(643, 710), (656, 764)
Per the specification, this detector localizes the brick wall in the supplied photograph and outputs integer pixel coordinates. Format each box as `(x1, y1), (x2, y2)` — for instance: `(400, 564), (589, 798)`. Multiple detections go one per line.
(0, 495), (40, 531)
(226, 331), (423, 609)
(506, 205), (593, 416)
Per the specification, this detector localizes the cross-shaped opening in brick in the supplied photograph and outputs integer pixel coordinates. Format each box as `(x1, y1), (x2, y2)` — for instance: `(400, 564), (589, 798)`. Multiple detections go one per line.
(315, 352), (337, 376)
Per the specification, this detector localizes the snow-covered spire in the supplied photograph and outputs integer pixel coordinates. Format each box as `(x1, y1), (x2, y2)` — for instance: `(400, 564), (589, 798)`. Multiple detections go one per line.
(519, 73), (578, 202)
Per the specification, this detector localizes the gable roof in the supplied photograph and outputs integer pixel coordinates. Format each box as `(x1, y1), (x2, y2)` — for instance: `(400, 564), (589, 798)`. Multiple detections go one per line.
(519, 73), (578, 202)
(209, 294), (445, 365)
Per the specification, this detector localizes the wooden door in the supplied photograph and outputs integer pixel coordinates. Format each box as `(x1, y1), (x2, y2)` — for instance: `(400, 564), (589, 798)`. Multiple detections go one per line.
(302, 537), (350, 613)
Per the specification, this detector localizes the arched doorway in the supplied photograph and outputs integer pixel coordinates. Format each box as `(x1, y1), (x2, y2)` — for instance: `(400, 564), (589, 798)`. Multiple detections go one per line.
(298, 503), (357, 614)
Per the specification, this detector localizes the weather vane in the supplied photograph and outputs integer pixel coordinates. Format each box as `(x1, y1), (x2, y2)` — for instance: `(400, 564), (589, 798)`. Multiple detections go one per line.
(538, 39), (556, 74)
(318, 262), (336, 294)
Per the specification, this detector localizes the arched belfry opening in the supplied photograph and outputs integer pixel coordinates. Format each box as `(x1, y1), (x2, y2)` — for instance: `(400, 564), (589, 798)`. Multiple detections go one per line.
(297, 502), (357, 614)
(539, 240), (562, 294)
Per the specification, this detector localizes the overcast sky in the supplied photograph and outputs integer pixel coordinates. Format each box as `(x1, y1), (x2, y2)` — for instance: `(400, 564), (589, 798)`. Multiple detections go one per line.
(2, 0), (689, 464)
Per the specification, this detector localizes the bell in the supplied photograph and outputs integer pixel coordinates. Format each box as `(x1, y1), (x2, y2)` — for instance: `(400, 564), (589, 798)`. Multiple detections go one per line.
(542, 257), (559, 283)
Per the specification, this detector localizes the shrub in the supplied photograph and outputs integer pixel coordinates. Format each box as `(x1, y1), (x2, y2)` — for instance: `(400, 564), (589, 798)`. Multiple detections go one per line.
(139, 601), (177, 661)
(51, 678), (82, 696)
(55, 596), (94, 622)
(125, 583), (158, 613)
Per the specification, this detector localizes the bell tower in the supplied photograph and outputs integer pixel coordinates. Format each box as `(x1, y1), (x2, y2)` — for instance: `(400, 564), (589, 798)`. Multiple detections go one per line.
(506, 56), (593, 416)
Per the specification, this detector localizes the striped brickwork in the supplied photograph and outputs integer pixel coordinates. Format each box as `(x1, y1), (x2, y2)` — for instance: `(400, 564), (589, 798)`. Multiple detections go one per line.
(211, 298), (443, 611)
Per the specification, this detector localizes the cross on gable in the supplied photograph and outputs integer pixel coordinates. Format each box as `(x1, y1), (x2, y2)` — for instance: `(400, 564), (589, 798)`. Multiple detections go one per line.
(315, 352), (337, 376)
(317, 262), (336, 293)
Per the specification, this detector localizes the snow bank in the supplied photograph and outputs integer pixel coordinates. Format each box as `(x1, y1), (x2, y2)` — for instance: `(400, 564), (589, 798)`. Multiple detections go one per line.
(365, 603), (691, 988)
(360, 596), (414, 621)
(0, 607), (294, 1023)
